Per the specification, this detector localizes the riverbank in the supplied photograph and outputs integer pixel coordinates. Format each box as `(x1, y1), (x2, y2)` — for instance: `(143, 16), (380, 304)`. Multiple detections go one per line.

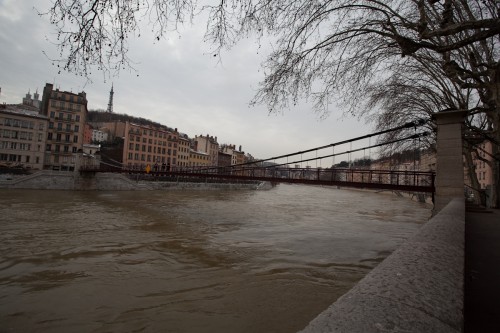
(300, 198), (464, 333)
(0, 170), (271, 191)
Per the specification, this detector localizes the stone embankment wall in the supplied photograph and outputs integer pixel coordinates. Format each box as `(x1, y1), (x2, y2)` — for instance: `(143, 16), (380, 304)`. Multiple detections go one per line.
(299, 198), (464, 333)
(0, 171), (269, 191)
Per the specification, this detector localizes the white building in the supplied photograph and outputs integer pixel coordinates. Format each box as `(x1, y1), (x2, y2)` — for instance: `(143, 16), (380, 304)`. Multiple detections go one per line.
(92, 129), (108, 143)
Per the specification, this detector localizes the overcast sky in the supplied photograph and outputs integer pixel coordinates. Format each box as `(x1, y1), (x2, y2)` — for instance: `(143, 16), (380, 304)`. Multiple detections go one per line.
(0, 0), (374, 163)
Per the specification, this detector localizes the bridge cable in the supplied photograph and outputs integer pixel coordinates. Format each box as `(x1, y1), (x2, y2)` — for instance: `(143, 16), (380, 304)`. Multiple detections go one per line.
(226, 118), (430, 169)
(259, 132), (430, 169)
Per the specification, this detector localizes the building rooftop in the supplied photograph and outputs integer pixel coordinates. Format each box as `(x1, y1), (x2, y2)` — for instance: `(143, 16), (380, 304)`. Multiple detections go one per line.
(0, 103), (47, 120)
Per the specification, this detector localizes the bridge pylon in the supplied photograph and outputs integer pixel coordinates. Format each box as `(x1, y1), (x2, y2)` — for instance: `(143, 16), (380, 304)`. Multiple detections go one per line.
(433, 109), (468, 214)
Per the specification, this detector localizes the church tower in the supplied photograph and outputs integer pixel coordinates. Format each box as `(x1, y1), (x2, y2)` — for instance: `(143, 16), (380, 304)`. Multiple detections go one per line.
(106, 84), (114, 113)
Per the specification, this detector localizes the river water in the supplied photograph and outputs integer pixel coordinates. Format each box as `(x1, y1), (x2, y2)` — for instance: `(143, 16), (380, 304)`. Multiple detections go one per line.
(0, 184), (431, 333)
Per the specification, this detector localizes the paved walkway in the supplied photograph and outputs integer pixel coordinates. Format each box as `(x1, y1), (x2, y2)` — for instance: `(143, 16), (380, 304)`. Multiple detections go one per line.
(464, 208), (500, 332)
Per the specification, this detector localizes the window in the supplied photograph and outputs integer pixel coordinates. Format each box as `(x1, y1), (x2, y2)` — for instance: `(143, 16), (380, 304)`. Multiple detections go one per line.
(56, 134), (61, 142)
(50, 111), (55, 118)
(55, 145), (60, 152)
(66, 124), (71, 131)
(73, 136), (78, 143)
(67, 114), (72, 121)
(64, 146), (69, 152)
(49, 122), (54, 129)
(72, 147), (77, 153)
(65, 134), (70, 142)
(129, 143), (134, 150)
(25, 156), (30, 163)
(48, 133), (53, 140)
(46, 144), (51, 151)
(38, 133), (43, 141)
(74, 125), (79, 132)
(135, 144), (139, 150)
(75, 115), (80, 122)
(59, 112), (64, 119)
(39, 123), (44, 130)
(128, 153), (133, 159)
(57, 123), (62, 130)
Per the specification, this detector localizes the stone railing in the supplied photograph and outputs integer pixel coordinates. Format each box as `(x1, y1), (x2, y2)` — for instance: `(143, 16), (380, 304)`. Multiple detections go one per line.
(299, 198), (464, 333)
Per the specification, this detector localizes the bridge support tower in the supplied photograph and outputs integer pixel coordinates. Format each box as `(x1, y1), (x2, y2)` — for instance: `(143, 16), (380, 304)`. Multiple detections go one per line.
(433, 109), (467, 214)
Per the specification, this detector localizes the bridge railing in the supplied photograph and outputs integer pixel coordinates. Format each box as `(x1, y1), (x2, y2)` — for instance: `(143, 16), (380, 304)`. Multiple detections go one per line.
(79, 165), (435, 193)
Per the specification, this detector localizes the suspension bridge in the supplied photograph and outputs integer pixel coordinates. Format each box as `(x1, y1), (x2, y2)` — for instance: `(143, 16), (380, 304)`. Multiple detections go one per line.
(79, 119), (435, 196)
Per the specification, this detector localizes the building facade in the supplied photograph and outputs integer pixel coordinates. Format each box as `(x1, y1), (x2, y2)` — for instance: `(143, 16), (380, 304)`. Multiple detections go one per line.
(473, 140), (494, 190)
(177, 134), (191, 169)
(83, 123), (93, 144)
(189, 150), (211, 168)
(91, 128), (109, 143)
(0, 104), (48, 170)
(221, 144), (246, 165)
(194, 134), (219, 166)
(40, 83), (88, 170)
(122, 122), (179, 170)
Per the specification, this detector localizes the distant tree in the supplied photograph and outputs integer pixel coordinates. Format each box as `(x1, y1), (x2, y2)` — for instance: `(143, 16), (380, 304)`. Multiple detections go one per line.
(334, 161), (349, 168)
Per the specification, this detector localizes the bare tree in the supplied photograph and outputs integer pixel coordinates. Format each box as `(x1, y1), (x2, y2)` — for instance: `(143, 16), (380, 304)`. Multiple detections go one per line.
(43, 0), (500, 205)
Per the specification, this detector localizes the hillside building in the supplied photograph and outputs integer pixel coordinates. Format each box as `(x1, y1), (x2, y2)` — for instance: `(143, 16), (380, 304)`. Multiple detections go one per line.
(0, 103), (48, 170)
(189, 150), (211, 168)
(473, 140), (494, 190)
(40, 83), (88, 170)
(194, 134), (218, 166)
(122, 122), (179, 170)
(177, 134), (191, 169)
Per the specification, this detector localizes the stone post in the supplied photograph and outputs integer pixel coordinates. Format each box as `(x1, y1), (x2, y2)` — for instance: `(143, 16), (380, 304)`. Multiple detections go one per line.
(432, 109), (467, 214)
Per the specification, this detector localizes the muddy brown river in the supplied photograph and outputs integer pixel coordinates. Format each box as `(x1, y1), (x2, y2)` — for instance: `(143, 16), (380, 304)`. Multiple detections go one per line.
(0, 184), (431, 332)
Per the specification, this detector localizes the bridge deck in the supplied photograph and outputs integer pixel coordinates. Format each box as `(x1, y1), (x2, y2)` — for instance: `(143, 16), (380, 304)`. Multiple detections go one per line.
(79, 166), (435, 194)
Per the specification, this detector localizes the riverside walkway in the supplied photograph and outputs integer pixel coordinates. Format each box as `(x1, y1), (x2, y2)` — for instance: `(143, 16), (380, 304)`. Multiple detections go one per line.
(465, 207), (500, 332)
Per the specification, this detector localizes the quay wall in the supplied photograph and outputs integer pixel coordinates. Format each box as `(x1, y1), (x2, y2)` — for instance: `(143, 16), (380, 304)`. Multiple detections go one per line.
(0, 171), (268, 191)
(299, 198), (464, 333)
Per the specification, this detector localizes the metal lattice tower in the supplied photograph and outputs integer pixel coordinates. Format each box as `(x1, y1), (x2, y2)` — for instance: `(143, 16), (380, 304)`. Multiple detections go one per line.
(106, 84), (114, 113)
